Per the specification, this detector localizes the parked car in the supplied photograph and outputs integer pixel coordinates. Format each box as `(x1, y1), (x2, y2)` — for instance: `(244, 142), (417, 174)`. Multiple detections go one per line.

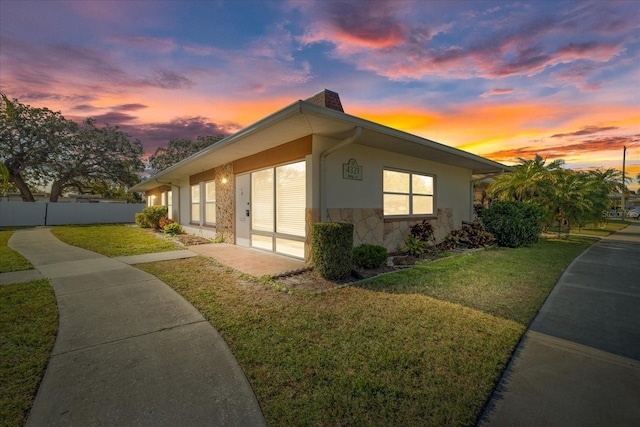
(627, 208), (639, 218)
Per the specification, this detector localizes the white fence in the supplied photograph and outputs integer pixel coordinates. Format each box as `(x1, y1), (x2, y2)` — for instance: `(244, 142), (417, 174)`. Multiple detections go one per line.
(0, 202), (146, 227)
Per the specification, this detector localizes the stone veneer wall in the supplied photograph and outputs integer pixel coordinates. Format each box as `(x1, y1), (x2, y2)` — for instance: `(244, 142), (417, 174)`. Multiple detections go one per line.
(325, 207), (455, 253)
(326, 208), (385, 247)
(214, 163), (234, 243)
(189, 162), (234, 242)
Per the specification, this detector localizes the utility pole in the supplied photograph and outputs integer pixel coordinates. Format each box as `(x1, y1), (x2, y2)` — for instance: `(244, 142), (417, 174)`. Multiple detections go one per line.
(621, 146), (626, 221)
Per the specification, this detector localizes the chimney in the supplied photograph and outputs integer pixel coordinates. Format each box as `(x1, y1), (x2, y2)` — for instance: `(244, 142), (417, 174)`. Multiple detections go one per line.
(304, 89), (344, 113)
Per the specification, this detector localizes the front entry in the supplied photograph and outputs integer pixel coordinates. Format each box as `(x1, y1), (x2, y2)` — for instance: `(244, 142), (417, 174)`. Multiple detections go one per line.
(235, 173), (251, 247)
(235, 161), (306, 258)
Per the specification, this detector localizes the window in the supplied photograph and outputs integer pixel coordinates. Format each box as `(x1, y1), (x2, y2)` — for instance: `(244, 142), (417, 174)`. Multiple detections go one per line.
(205, 181), (216, 224)
(191, 184), (200, 223)
(147, 195), (156, 207)
(383, 169), (434, 216)
(276, 162), (305, 236)
(251, 168), (274, 232)
(249, 161), (306, 258)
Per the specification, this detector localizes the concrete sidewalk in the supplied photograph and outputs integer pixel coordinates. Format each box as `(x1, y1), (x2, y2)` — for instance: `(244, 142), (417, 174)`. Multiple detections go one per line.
(479, 222), (640, 427)
(9, 228), (266, 426)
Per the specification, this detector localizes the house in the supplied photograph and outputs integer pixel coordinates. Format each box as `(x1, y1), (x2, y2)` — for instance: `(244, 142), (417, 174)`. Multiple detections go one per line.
(130, 90), (509, 261)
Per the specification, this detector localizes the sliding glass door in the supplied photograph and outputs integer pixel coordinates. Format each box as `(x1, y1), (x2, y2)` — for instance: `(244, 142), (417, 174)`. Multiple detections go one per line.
(250, 161), (306, 258)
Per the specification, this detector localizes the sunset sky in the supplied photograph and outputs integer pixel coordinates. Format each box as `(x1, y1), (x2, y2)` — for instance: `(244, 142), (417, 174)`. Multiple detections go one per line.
(1, 0), (639, 190)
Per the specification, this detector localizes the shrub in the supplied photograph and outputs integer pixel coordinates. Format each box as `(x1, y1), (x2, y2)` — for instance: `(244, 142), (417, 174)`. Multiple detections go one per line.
(410, 220), (435, 243)
(442, 220), (495, 249)
(163, 222), (183, 236)
(311, 222), (354, 280)
(159, 216), (175, 230)
(481, 201), (545, 248)
(135, 212), (152, 228)
(402, 235), (430, 257)
(402, 220), (435, 257)
(135, 206), (168, 229)
(353, 244), (388, 269)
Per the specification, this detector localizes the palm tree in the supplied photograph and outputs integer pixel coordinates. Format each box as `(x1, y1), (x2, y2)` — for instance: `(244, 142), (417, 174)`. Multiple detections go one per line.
(488, 154), (564, 203)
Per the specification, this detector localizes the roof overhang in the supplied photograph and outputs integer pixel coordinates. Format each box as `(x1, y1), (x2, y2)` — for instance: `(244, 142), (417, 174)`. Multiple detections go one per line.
(130, 100), (511, 192)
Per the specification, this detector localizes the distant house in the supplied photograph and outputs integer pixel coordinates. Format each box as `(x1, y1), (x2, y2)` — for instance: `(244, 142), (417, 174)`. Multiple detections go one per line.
(130, 90), (509, 260)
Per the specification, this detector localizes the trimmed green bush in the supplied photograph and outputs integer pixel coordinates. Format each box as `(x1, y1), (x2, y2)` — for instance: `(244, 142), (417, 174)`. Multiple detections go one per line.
(135, 206), (168, 229)
(135, 212), (149, 228)
(311, 222), (354, 280)
(353, 244), (388, 269)
(163, 222), (183, 236)
(481, 201), (545, 248)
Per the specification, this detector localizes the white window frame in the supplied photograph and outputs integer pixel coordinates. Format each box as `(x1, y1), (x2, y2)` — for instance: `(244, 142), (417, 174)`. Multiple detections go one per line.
(249, 160), (306, 258)
(383, 169), (435, 217)
(190, 184), (200, 223)
(166, 190), (173, 219)
(205, 180), (216, 225)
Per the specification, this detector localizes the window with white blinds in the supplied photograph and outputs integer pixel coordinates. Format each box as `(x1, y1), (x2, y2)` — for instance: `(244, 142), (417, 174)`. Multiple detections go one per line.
(251, 168), (274, 232)
(276, 161), (306, 237)
(205, 181), (216, 224)
(167, 190), (173, 219)
(383, 169), (434, 216)
(191, 184), (200, 222)
(249, 161), (306, 258)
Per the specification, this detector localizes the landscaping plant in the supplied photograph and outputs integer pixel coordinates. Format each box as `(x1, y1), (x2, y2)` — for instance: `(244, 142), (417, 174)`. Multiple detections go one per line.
(481, 201), (544, 248)
(440, 220), (495, 250)
(135, 206), (168, 229)
(402, 220), (436, 256)
(311, 222), (354, 279)
(352, 244), (388, 269)
(163, 222), (184, 236)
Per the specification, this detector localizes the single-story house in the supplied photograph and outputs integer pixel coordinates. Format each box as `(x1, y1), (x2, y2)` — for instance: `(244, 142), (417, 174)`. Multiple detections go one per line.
(130, 90), (509, 261)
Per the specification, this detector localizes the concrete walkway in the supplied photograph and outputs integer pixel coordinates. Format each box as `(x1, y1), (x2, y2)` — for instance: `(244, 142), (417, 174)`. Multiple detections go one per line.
(188, 243), (309, 276)
(479, 222), (640, 426)
(8, 228), (266, 426)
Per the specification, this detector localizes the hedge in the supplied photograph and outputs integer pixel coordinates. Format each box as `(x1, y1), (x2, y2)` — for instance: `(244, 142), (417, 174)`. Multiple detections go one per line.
(481, 201), (545, 248)
(311, 222), (354, 280)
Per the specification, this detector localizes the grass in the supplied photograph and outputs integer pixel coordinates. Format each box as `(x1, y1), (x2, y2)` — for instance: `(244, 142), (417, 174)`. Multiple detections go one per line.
(0, 280), (58, 427)
(0, 231), (33, 273)
(138, 259), (511, 426)
(51, 224), (181, 257)
(548, 219), (631, 237)
(359, 236), (597, 325)
(15, 224), (596, 425)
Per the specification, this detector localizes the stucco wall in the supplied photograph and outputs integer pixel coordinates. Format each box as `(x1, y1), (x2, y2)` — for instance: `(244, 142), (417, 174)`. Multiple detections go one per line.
(311, 134), (471, 252)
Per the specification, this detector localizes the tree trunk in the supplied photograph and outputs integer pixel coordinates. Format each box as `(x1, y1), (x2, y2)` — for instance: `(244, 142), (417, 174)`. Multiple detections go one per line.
(49, 180), (62, 202)
(10, 170), (35, 202)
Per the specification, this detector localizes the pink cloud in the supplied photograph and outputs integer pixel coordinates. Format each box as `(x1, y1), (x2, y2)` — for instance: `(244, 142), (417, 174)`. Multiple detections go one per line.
(298, 1), (631, 82)
(480, 88), (515, 98)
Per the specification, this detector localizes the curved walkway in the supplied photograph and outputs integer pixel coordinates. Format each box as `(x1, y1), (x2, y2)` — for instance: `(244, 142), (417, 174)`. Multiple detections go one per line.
(8, 228), (266, 426)
(479, 222), (640, 426)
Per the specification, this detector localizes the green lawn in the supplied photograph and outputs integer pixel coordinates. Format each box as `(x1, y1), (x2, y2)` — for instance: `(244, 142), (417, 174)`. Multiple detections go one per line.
(0, 280), (58, 427)
(0, 231), (32, 273)
(548, 220), (631, 237)
(3, 223), (596, 426)
(359, 236), (596, 325)
(51, 224), (181, 257)
(138, 235), (595, 426)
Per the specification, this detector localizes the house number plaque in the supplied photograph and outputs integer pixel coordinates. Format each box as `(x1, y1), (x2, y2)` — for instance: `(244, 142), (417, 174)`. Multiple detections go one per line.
(343, 158), (363, 180)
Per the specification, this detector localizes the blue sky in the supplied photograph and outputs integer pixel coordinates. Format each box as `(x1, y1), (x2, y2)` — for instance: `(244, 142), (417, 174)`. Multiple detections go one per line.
(1, 0), (639, 188)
